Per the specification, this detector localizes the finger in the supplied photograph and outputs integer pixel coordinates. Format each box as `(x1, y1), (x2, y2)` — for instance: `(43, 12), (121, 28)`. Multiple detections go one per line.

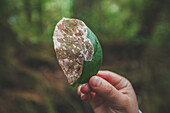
(97, 70), (122, 85)
(90, 91), (96, 100)
(77, 85), (81, 95)
(81, 93), (91, 101)
(89, 76), (122, 102)
(97, 70), (131, 90)
(80, 83), (91, 94)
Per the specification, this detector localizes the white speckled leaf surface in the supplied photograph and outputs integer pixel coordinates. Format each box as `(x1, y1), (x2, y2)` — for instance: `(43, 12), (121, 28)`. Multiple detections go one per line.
(53, 17), (94, 85)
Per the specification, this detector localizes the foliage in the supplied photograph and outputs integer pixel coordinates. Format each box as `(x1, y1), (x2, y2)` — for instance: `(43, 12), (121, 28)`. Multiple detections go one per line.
(73, 28), (103, 86)
(0, 0), (170, 113)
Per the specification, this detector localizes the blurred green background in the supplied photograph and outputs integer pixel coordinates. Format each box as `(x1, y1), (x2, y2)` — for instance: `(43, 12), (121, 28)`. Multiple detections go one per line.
(0, 0), (170, 113)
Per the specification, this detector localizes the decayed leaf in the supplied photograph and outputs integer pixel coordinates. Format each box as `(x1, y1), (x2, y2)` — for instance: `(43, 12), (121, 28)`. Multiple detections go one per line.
(53, 17), (94, 85)
(75, 28), (103, 85)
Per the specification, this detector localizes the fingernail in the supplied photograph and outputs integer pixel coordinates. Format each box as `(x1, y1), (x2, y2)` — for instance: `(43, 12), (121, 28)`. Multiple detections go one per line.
(92, 76), (101, 87)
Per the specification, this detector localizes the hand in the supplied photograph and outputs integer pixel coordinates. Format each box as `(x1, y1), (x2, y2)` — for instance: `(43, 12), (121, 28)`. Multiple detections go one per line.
(77, 70), (139, 113)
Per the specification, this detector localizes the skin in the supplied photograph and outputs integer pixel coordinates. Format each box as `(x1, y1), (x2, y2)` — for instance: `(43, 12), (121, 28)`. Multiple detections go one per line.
(77, 70), (139, 113)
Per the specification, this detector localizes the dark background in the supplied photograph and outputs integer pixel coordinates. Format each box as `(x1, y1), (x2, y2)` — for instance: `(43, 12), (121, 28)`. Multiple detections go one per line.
(0, 0), (170, 113)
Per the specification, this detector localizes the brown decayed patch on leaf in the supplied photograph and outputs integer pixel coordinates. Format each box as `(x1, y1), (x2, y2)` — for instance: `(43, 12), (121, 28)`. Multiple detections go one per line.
(53, 17), (94, 85)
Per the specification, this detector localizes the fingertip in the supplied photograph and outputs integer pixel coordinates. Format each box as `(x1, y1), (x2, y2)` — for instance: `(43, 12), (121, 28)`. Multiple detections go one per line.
(77, 85), (81, 95)
(80, 83), (91, 94)
(89, 76), (102, 87)
(81, 93), (90, 101)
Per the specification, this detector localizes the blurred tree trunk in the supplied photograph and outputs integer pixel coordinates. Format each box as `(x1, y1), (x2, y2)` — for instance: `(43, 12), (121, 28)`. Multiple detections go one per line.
(0, 21), (17, 89)
(0, 0), (18, 90)
(137, 0), (168, 39)
(37, 0), (43, 34)
(24, 0), (32, 24)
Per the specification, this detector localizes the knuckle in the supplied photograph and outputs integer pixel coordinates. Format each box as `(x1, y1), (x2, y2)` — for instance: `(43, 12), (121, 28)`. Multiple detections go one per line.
(123, 77), (130, 83)
(122, 77), (132, 88)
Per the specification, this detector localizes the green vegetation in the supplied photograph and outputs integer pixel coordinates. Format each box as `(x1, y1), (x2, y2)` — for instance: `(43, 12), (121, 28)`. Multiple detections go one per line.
(0, 0), (169, 113)
(73, 28), (103, 86)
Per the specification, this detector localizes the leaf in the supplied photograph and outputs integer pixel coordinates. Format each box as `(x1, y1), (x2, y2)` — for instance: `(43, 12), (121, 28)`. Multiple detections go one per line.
(71, 28), (103, 86)
(53, 18), (103, 86)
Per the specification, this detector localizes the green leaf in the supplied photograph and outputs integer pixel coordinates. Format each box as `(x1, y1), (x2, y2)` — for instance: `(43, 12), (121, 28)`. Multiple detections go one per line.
(71, 28), (103, 86)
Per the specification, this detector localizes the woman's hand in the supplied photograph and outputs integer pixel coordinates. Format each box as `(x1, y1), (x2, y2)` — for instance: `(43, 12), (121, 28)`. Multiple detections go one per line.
(77, 70), (139, 113)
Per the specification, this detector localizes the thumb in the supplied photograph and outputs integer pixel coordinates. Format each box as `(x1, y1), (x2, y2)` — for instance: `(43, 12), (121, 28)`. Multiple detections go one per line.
(89, 76), (123, 102)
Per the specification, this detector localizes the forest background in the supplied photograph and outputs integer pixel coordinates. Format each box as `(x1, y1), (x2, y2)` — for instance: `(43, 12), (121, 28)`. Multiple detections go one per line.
(0, 0), (170, 113)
